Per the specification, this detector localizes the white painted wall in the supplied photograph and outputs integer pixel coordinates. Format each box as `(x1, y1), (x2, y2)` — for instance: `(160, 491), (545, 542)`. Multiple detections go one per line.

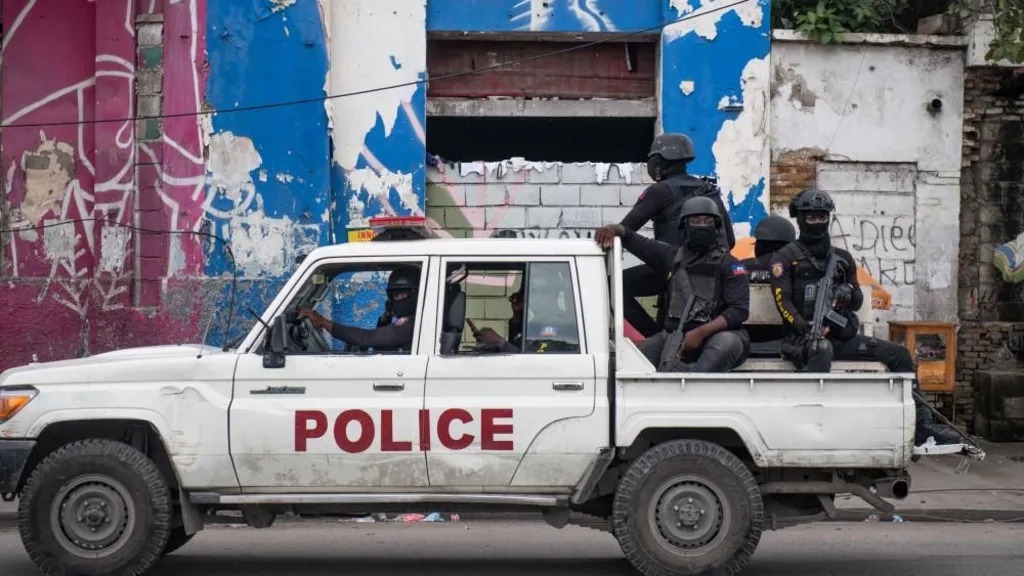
(771, 35), (966, 324)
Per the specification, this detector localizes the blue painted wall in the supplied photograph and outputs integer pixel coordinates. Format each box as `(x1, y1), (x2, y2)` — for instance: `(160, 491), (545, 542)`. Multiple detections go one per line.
(197, 0), (770, 347)
(427, 0), (662, 32)
(205, 0), (331, 344)
(660, 0), (771, 233)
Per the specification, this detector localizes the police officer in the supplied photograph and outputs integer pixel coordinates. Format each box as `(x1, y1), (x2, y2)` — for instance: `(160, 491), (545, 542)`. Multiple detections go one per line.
(741, 214), (797, 357)
(743, 214), (797, 282)
(769, 189), (961, 445)
(299, 265), (420, 352)
(618, 133), (736, 338)
(596, 196), (750, 372)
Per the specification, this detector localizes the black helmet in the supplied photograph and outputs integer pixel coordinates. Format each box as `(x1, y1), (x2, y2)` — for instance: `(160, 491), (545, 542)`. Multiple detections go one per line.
(649, 133), (695, 162)
(752, 214), (796, 243)
(789, 188), (836, 218)
(678, 196), (722, 227)
(387, 266), (420, 293)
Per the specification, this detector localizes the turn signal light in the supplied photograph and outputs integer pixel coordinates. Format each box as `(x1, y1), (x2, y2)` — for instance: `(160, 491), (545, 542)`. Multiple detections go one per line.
(0, 387), (38, 423)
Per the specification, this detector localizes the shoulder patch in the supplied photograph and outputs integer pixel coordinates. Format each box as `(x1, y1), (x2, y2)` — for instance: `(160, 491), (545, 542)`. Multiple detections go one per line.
(730, 263), (747, 276)
(771, 262), (784, 278)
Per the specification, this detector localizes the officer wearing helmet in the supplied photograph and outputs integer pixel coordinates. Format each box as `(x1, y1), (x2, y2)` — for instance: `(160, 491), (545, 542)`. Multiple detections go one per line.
(742, 214), (797, 356)
(618, 132), (736, 338)
(744, 214), (797, 283)
(595, 196), (750, 372)
(769, 189), (961, 445)
(298, 265), (420, 352)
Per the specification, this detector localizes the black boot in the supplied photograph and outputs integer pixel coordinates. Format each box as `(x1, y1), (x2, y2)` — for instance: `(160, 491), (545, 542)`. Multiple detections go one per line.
(914, 396), (963, 446)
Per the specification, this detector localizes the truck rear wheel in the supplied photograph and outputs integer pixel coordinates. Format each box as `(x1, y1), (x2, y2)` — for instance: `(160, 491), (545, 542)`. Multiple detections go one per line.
(17, 439), (172, 576)
(612, 439), (763, 576)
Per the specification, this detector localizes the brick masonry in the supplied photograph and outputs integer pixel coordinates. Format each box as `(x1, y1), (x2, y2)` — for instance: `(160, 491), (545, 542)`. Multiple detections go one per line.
(769, 147), (825, 211)
(955, 66), (1024, 432)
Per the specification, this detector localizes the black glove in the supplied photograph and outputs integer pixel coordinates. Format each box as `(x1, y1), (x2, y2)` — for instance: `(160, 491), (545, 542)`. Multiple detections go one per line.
(833, 283), (853, 310)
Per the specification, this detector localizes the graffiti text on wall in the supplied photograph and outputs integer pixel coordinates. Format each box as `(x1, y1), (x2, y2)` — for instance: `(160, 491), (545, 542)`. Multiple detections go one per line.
(832, 215), (916, 288)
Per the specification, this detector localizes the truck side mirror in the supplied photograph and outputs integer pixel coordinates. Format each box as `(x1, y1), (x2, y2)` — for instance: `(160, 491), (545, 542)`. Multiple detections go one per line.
(263, 316), (288, 369)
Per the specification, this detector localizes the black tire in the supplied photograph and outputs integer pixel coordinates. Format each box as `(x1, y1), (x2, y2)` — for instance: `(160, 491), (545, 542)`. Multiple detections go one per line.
(160, 526), (195, 556)
(18, 439), (172, 576)
(612, 439), (763, 576)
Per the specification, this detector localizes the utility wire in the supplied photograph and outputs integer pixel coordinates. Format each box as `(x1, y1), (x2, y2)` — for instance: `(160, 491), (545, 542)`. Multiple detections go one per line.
(1, 217), (240, 351)
(0, 0), (752, 130)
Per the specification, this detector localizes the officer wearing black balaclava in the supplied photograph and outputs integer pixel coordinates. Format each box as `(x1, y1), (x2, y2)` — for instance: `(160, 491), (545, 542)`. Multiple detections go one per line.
(741, 214), (796, 357)
(769, 189), (962, 446)
(596, 196), (750, 372)
(617, 133), (736, 338)
(299, 265), (420, 352)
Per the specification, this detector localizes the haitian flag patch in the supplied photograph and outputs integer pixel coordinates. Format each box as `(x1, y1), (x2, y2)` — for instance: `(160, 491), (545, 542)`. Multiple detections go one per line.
(731, 264), (747, 276)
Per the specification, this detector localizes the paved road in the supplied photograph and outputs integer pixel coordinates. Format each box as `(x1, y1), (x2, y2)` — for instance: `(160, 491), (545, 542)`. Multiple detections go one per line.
(1, 519), (1023, 575)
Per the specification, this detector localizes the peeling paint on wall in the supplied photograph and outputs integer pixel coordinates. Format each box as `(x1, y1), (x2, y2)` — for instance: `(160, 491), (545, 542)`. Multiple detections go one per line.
(665, 0), (764, 41)
(594, 163), (635, 185)
(99, 227), (131, 274)
(330, 1), (425, 171)
(229, 211), (322, 277)
(772, 63), (817, 110)
(330, 0), (427, 239)
(206, 132), (262, 210)
(346, 167), (422, 227)
(661, 0), (770, 234)
(17, 136), (75, 226)
(712, 55), (770, 238)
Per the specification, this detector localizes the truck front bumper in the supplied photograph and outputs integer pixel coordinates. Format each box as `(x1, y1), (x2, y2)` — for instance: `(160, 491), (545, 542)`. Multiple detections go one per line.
(0, 440), (35, 496)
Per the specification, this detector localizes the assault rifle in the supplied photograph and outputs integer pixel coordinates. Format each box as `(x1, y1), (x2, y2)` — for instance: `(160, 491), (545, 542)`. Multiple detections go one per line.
(658, 266), (697, 372)
(809, 252), (849, 340)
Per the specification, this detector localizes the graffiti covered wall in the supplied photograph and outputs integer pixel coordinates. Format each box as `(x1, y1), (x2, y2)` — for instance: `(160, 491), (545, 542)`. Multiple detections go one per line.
(0, 0), (335, 371)
(0, 0), (212, 368)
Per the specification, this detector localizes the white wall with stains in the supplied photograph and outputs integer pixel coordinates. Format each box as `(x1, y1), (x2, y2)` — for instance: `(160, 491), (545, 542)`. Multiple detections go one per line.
(771, 33), (966, 323)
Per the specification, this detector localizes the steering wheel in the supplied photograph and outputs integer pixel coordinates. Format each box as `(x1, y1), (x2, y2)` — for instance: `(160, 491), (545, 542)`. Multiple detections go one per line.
(298, 316), (331, 353)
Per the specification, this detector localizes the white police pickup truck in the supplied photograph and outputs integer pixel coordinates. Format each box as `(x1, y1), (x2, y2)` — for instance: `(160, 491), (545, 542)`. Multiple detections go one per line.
(0, 235), (982, 576)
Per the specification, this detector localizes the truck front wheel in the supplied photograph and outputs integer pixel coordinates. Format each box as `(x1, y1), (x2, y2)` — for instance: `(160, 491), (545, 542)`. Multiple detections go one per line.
(612, 439), (763, 576)
(17, 439), (172, 576)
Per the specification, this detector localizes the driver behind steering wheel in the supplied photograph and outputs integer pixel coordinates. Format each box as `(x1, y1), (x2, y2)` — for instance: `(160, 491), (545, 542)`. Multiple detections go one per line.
(298, 265), (420, 352)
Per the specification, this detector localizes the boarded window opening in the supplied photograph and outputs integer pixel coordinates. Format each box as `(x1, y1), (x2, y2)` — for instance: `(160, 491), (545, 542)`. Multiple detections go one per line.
(427, 39), (656, 99)
(427, 116), (654, 163)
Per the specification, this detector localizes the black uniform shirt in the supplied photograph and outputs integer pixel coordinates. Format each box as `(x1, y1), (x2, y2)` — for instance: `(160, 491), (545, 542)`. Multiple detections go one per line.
(621, 228), (749, 330)
(768, 242), (862, 336)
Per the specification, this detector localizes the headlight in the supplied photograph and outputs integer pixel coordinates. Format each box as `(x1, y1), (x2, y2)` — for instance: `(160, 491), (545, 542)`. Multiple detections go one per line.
(0, 386), (38, 424)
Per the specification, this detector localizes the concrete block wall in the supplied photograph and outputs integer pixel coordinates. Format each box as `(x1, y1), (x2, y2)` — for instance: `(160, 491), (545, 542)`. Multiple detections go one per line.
(426, 160), (652, 241)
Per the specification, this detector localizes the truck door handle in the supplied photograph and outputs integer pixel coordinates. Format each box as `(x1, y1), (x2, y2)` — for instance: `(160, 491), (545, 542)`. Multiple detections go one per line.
(552, 381), (584, 391)
(373, 382), (405, 392)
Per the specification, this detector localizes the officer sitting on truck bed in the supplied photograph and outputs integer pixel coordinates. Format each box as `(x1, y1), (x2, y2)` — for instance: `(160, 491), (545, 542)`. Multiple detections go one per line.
(741, 214), (797, 358)
(595, 196), (750, 372)
(617, 132), (736, 338)
(769, 188), (962, 445)
(298, 265), (420, 353)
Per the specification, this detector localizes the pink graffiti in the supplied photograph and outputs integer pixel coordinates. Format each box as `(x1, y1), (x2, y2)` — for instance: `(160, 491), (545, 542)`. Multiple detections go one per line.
(0, 0), (208, 371)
